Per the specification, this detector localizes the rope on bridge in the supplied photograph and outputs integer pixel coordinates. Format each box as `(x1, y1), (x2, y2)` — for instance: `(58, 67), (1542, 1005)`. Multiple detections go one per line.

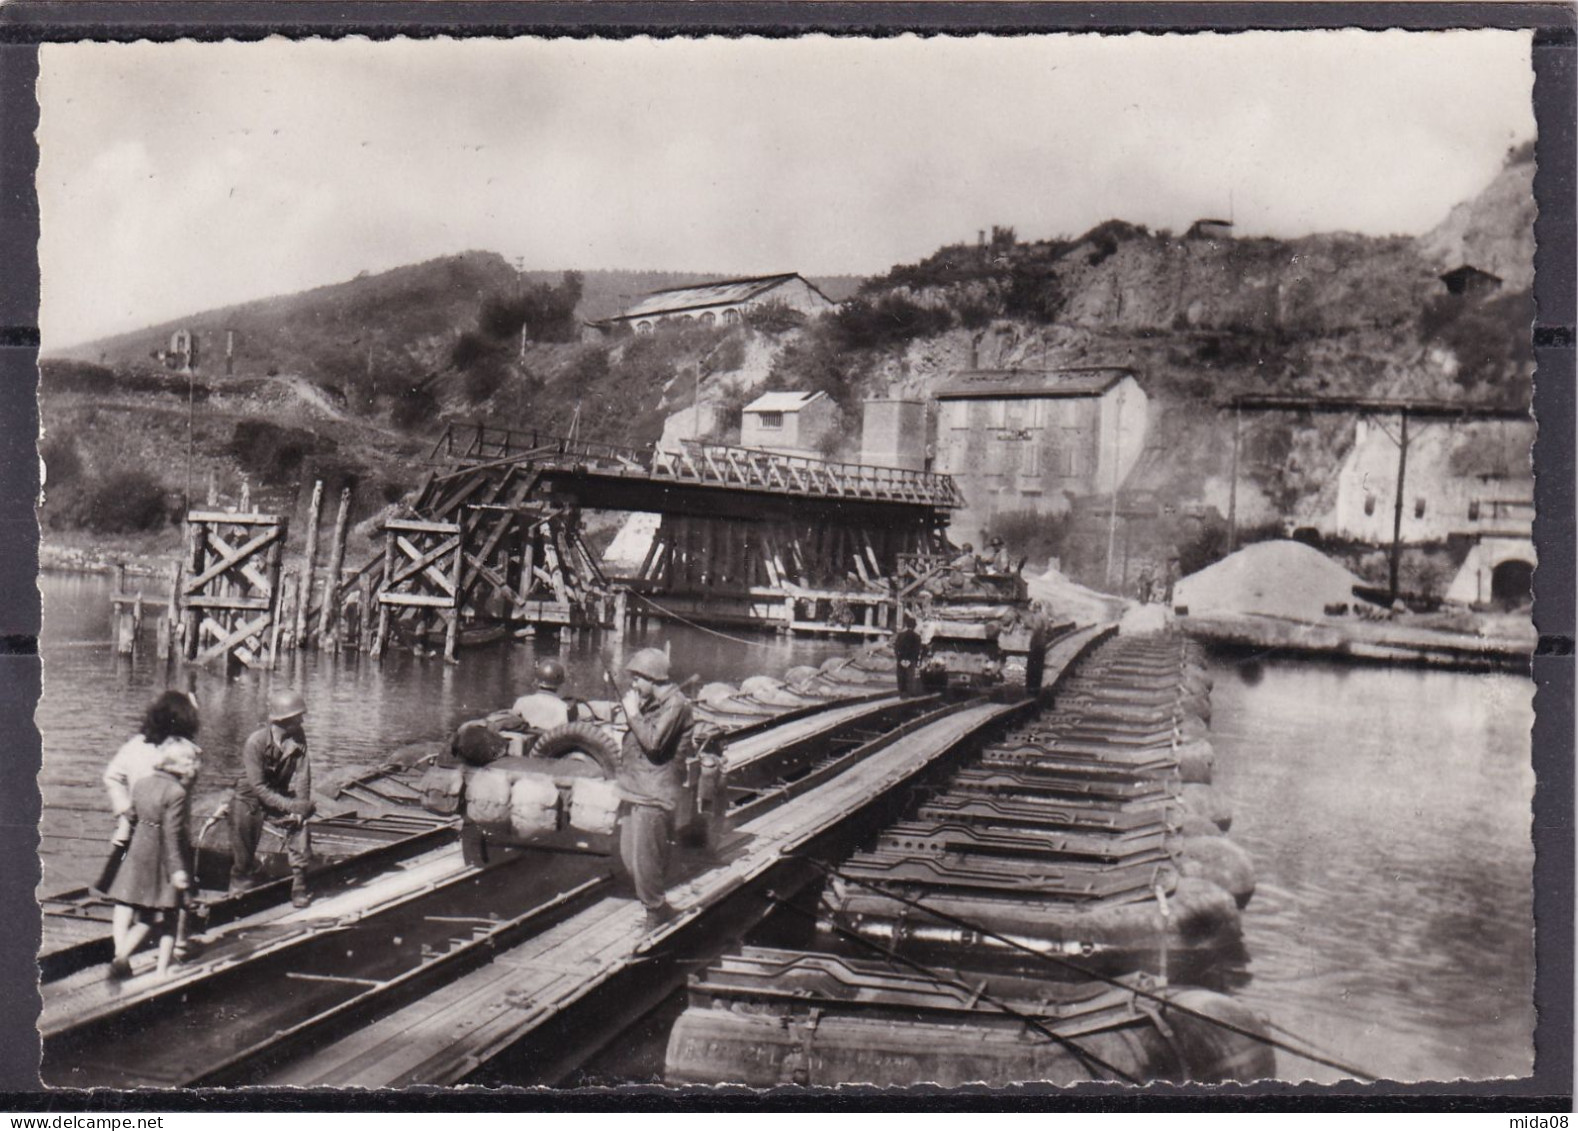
(624, 589), (786, 651)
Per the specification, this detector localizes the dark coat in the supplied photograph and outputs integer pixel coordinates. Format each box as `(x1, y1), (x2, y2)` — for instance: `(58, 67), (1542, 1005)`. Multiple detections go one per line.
(617, 682), (694, 811)
(107, 770), (192, 910)
(233, 725), (311, 816)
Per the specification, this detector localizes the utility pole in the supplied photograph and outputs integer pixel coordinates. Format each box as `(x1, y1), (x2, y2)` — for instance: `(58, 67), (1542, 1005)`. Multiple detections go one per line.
(1227, 401), (1241, 553)
(1104, 388), (1124, 587)
(1388, 409), (1410, 605)
(185, 368), (195, 513)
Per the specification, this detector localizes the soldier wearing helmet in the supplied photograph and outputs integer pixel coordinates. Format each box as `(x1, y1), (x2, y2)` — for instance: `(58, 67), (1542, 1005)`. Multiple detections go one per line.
(229, 688), (316, 906)
(616, 646), (695, 928)
(985, 535), (1011, 575)
(512, 657), (573, 732)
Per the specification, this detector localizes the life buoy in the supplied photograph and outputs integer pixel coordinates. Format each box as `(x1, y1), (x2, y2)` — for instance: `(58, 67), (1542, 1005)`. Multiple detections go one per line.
(533, 721), (620, 778)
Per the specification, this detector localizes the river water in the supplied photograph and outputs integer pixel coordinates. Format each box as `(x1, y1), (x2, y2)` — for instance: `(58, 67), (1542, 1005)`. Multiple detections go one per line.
(34, 571), (1536, 1084)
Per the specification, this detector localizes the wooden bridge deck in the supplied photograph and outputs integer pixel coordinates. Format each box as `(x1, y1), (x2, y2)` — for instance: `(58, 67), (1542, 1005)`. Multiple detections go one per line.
(261, 699), (1023, 1087)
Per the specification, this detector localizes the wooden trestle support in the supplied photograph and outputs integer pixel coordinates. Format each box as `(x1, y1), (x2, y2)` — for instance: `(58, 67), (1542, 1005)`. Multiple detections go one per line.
(179, 510), (287, 669)
(634, 515), (945, 637)
(169, 423), (963, 666)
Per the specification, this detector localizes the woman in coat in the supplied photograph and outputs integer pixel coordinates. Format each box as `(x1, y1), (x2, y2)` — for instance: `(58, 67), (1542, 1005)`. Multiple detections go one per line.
(106, 740), (201, 979)
(101, 691), (201, 965)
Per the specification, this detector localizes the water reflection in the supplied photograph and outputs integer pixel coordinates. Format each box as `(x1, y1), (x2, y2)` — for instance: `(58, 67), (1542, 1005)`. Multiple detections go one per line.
(37, 571), (846, 892)
(35, 573), (1537, 1084)
(1210, 653), (1535, 1083)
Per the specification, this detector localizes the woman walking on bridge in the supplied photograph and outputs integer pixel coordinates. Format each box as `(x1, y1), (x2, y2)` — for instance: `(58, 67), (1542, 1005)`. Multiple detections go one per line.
(101, 691), (201, 975)
(106, 739), (202, 980)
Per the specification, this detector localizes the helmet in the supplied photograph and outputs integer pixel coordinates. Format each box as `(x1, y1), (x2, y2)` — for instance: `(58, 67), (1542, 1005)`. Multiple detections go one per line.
(267, 689), (307, 722)
(534, 658), (566, 690)
(990, 536), (1004, 547)
(625, 647), (671, 682)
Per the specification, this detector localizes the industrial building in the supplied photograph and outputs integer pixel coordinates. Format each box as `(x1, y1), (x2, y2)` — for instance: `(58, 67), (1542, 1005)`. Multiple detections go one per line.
(931, 368), (1149, 544)
(591, 273), (837, 335)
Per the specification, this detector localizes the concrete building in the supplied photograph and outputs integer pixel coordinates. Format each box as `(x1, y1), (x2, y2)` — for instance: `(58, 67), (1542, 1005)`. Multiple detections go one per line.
(740, 390), (840, 458)
(1327, 418), (1533, 544)
(932, 368), (1149, 542)
(593, 273), (836, 335)
(860, 398), (928, 471)
(1325, 418), (1534, 607)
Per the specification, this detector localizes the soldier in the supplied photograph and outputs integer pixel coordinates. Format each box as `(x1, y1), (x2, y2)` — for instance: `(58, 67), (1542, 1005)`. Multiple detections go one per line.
(892, 614), (924, 697)
(616, 647), (695, 929)
(512, 657), (572, 731)
(985, 536), (1012, 574)
(229, 689), (315, 907)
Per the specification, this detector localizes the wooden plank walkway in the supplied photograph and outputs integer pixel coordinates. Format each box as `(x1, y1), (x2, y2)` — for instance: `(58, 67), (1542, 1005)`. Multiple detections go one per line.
(721, 693), (902, 767)
(40, 846), (471, 1036)
(261, 699), (1023, 1087)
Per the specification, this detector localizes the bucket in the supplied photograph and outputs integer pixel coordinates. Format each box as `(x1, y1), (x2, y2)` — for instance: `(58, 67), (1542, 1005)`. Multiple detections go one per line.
(509, 773), (561, 839)
(568, 777), (621, 835)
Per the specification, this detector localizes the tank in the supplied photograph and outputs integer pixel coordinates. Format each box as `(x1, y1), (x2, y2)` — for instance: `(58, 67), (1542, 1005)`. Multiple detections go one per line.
(903, 562), (1059, 691)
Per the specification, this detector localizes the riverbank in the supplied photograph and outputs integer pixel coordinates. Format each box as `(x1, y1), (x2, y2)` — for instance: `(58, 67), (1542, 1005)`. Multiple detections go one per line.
(39, 530), (177, 577)
(1178, 609), (1535, 672)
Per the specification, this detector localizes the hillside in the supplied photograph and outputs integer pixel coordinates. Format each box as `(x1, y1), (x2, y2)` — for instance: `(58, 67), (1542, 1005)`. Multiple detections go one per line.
(40, 147), (1534, 595)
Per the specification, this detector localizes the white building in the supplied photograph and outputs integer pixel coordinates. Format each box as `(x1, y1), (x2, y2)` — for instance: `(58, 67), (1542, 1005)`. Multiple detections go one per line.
(1327, 418), (1533, 544)
(740, 390), (841, 458)
(1325, 417), (1534, 608)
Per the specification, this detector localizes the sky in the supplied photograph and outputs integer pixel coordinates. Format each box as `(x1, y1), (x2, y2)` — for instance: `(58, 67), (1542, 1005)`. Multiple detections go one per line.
(38, 30), (1536, 348)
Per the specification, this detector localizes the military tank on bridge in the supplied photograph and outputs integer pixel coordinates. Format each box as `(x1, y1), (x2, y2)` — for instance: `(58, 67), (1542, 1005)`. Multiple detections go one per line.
(898, 543), (1065, 692)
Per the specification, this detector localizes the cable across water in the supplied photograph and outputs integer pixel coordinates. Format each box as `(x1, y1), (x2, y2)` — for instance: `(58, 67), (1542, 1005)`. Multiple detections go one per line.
(789, 854), (1381, 1083)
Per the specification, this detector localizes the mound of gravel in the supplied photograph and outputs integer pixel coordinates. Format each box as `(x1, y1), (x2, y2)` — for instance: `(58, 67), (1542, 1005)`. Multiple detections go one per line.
(1173, 540), (1367, 620)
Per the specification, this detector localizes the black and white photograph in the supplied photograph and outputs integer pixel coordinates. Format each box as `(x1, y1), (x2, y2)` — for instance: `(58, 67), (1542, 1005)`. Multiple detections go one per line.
(24, 26), (1554, 1093)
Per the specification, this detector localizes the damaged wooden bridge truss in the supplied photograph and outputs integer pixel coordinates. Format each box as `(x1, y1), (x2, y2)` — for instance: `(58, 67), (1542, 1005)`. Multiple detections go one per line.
(172, 422), (963, 667)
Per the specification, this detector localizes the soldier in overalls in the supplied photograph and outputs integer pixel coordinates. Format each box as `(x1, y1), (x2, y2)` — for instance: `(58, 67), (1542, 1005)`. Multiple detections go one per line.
(616, 648), (695, 929)
(229, 689), (315, 907)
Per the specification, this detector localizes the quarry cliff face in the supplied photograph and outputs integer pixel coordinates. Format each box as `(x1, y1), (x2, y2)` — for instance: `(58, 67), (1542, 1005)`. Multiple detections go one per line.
(1415, 145), (1536, 290)
(839, 146), (1534, 543)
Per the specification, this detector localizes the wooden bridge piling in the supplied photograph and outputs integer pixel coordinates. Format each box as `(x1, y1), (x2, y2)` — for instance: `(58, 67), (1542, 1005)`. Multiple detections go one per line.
(294, 481), (323, 651)
(318, 488), (352, 653)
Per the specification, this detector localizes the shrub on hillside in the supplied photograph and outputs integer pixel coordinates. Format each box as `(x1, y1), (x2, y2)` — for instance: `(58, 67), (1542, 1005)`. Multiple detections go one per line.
(44, 462), (169, 534)
(476, 272), (584, 345)
(229, 421), (335, 486)
(830, 295), (953, 353)
(1003, 262), (1065, 322)
(766, 333), (866, 413)
(462, 357), (509, 404)
(1417, 288), (1534, 401)
(39, 359), (115, 396)
(40, 433), (82, 488)
(703, 330), (748, 374)
(390, 378), (441, 431)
